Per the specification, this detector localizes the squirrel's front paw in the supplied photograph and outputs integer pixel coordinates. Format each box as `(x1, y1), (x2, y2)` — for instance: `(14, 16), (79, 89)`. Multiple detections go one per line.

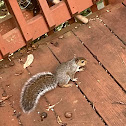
(72, 78), (78, 82)
(79, 67), (85, 71)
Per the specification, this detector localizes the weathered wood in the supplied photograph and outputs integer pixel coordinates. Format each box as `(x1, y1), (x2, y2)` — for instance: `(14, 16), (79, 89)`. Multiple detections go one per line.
(0, 88), (19, 126)
(45, 84), (105, 126)
(38, 0), (55, 28)
(76, 0), (93, 13)
(0, 16), (15, 35)
(4, 0), (32, 42)
(100, 3), (126, 44)
(107, 0), (122, 4)
(0, 0), (93, 59)
(2, 28), (26, 54)
(1, 45), (60, 126)
(103, 0), (109, 6)
(0, 43), (105, 126)
(48, 31), (126, 126)
(0, 34), (9, 56)
(73, 17), (126, 91)
(91, 4), (98, 12)
(65, 0), (78, 15)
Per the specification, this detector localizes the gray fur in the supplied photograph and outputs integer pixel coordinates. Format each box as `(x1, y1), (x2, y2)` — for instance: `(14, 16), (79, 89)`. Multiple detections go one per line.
(20, 57), (86, 113)
(20, 72), (58, 113)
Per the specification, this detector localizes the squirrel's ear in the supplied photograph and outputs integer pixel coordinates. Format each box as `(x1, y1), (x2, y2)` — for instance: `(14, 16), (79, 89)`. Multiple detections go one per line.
(75, 57), (79, 64)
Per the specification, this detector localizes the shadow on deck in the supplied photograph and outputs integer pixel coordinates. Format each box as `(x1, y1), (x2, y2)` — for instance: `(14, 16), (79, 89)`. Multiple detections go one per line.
(0, 2), (126, 126)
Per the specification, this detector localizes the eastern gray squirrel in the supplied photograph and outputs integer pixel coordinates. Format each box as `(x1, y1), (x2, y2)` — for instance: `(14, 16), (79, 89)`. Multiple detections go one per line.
(20, 57), (87, 113)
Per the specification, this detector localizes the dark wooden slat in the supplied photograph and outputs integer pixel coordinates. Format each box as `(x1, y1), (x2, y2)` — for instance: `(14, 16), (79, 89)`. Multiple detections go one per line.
(0, 16), (16, 35)
(0, 45), (60, 126)
(45, 83), (105, 126)
(91, 4), (98, 12)
(100, 3), (126, 44)
(73, 18), (126, 91)
(0, 43), (104, 125)
(26, 45), (104, 125)
(103, 0), (109, 6)
(107, 0), (122, 4)
(48, 31), (126, 126)
(0, 88), (19, 126)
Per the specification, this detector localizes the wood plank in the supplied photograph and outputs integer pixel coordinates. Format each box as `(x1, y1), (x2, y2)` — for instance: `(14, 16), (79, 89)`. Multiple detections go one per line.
(65, 0), (78, 15)
(48, 31), (126, 126)
(73, 18), (126, 91)
(0, 0), (93, 58)
(45, 83), (105, 126)
(100, 3), (126, 44)
(0, 34), (9, 56)
(107, 0), (122, 4)
(4, 0), (32, 42)
(2, 28), (26, 54)
(0, 44), (60, 126)
(0, 87), (19, 126)
(90, 4), (98, 12)
(0, 45), (104, 125)
(23, 45), (104, 125)
(38, 0), (55, 28)
(0, 17), (16, 35)
(76, 0), (93, 13)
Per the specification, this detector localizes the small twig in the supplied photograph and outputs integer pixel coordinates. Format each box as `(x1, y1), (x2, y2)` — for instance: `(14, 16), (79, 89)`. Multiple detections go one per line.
(46, 99), (62, 111)
(43, 96), (66, 126)
(112, 101), (126, 105)
(0, 95), (13, 103)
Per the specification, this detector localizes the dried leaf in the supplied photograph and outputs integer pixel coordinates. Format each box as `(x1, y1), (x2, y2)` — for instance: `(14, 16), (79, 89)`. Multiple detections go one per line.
(57, 116), (62, 124)
(57, 116), (67, 126)
(23, 54), (34, 69)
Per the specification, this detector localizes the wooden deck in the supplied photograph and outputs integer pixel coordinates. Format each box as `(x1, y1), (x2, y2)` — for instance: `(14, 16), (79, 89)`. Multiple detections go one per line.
(0, 2), (126, 126)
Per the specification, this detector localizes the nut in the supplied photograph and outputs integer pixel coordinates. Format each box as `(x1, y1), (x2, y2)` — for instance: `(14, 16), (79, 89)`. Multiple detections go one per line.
(64, 112), (72, 118)
(40, 112), (47, 121)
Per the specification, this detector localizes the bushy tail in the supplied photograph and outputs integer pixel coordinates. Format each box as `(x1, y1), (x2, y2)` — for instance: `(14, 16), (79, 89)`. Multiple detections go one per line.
(20, 72), (58, 113)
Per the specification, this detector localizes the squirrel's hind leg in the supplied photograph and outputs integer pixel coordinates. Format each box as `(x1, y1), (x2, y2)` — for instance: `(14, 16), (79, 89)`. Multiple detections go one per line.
(58, 77), (72, 88)
(58, 83), (73, 88)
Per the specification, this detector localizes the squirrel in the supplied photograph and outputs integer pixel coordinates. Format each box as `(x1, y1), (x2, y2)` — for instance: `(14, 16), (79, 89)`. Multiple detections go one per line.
(20, 57), (87, 113)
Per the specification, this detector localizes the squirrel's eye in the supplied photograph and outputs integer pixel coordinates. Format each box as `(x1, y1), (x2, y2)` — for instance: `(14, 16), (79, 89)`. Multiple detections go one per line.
(81, 60), (84, 63)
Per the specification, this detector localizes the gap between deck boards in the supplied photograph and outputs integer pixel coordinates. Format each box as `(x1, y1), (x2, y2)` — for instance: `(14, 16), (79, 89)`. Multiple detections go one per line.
(72, 30), (126, 93)
(47, 30), (126, 126)
(47, 45), (108, 125)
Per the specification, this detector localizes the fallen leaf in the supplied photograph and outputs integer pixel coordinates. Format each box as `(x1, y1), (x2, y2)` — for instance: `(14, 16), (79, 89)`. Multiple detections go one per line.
(23, 54), (34, 69)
